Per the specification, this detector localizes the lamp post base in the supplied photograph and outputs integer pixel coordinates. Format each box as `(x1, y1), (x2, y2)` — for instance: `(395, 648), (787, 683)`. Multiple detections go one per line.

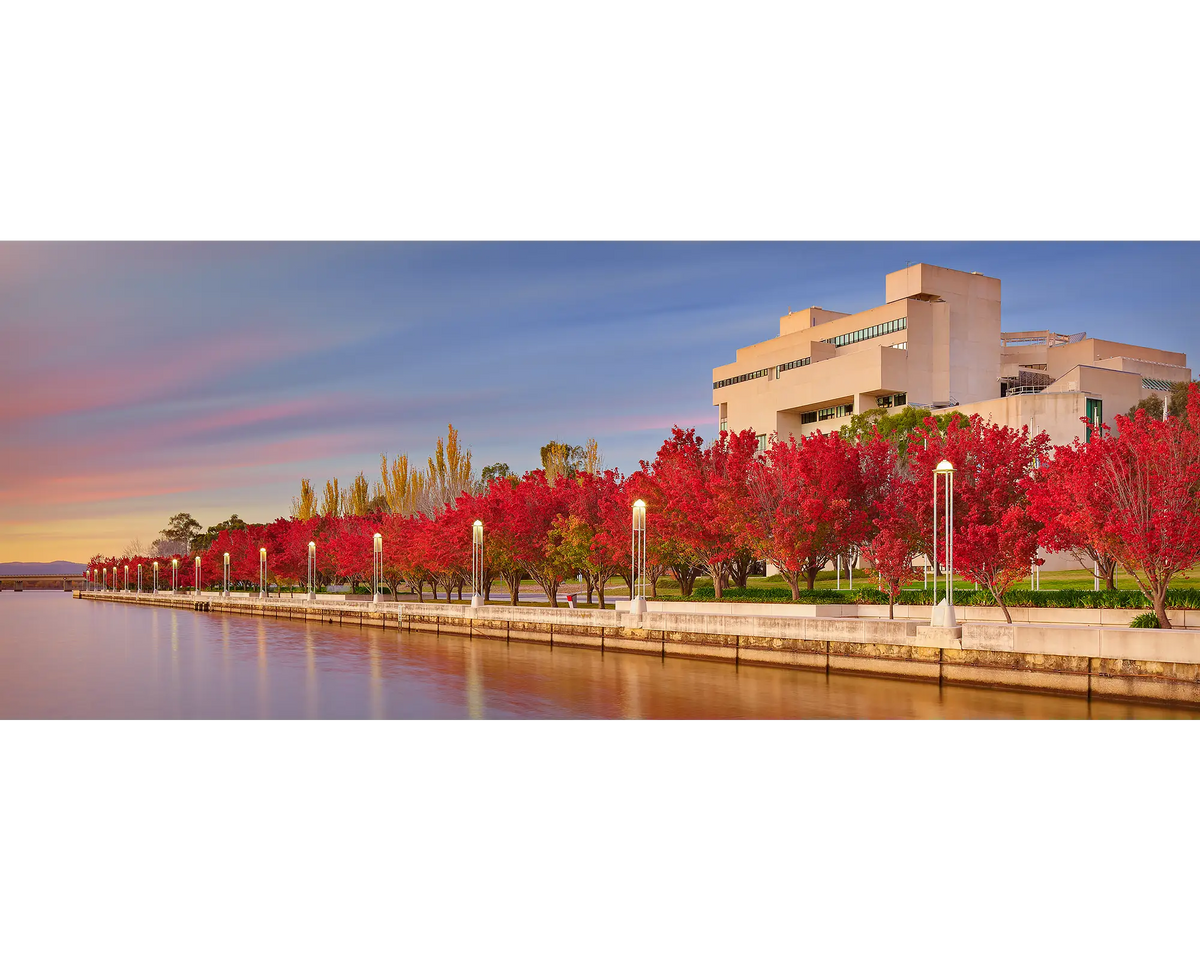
(471, 594), (485, 608)
(372, 593), (381, 605)
(931, 598), (957, 628)
(307, 591), (316, 602)
(629, 596), (648, 616)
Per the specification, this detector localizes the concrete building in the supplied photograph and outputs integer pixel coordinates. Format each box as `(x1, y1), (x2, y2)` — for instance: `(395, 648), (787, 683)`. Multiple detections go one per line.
(713, 263), (1190, 451)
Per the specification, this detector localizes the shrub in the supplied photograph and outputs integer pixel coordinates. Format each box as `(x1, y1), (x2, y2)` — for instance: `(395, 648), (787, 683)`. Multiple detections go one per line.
(1130, 613), (1161, 629)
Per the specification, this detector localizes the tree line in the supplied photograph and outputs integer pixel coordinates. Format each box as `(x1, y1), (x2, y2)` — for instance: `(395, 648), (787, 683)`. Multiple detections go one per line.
(90, 391), (1200, 628)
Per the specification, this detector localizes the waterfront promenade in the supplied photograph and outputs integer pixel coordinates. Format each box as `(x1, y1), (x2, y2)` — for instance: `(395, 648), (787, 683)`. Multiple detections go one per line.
(75, 589), (1200, 707)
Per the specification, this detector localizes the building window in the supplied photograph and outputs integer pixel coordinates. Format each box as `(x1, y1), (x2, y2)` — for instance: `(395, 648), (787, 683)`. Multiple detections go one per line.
(713, 367), (769, 390)
(756, 433), (768, 453)
(876, 392), (907, 408)
(823, 316), (907, 349)
(776, 357), (811, 377)
(800, 411), (817, 425)
(816, 403), (853, 421)
(719, 418), (727, 434)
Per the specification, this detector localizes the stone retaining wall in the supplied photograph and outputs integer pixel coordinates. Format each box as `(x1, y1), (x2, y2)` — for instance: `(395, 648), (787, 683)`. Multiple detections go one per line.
(74, 591), (1200, 707)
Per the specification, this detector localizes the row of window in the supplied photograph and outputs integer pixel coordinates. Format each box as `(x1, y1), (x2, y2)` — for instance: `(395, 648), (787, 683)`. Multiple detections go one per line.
(876, 392), (907, 408)
(756, 433), (769, 453)
(823, 316), (907, 348)
(719, 418), (728, 433)
(775, 356), (811, 377)
(1143, 377), (1174, 391)
(800, 402), (854, 425)
(713, 367), (769, 390)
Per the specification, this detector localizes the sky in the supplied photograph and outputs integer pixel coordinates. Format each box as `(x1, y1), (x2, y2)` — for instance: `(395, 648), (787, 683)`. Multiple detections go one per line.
(2, 241), (1198, 563)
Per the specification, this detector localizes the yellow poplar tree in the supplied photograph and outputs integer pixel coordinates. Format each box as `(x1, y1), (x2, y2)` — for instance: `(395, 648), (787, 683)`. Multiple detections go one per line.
(320, 478), (341, 518)
(291, 478), (318, 520)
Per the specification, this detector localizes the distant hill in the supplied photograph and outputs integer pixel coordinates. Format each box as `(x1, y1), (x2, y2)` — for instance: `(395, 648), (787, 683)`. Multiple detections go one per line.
(0, 561), (87, 576)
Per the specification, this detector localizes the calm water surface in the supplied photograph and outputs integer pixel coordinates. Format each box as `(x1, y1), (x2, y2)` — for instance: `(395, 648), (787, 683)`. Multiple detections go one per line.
(2, 593), (1197, 719)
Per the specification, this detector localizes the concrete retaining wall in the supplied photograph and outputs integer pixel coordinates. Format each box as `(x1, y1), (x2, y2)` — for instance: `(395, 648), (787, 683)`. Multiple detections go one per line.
(74, 591), (1200, 708)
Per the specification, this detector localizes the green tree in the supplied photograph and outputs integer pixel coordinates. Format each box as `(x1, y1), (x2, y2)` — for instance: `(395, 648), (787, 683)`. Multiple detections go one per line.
(160, 513), (203, 554)
(840, 406), (968, 457)
(481, 462), (513, 485)
(1128, 380), (1196, 420)
(192, 515), (248, 552)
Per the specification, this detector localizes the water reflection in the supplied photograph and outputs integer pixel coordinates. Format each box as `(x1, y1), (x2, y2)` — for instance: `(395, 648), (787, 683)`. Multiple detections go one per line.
(1, 594), (1198, 720)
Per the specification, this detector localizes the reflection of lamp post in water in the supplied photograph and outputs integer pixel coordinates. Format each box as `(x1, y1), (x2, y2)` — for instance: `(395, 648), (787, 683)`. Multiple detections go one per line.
(471, 520), (485, 608)
(631, 499), (647, 616)
(307, 541), (316, 601)
(932, 459), (956, 628)
(372, 533), (382, 604)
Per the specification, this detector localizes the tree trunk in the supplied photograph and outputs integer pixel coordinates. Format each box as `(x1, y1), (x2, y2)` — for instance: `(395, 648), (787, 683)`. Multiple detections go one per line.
(1153, 589), (1173, 628)
(888, 595), (894, 619)
(597, 582), (606, 609)
(805, 565), (818, 591)
(786, 573), (800, 601)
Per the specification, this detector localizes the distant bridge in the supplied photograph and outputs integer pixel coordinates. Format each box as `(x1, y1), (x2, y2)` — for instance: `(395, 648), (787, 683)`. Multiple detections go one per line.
(0, 575), (87, 592)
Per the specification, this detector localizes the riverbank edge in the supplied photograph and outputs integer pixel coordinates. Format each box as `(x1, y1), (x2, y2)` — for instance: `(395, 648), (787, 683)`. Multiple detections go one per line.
(74, 591), (1200, 707)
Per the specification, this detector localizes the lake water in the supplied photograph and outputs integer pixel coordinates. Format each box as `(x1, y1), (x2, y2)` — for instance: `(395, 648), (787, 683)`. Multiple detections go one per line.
(1, 592), (1196, 718)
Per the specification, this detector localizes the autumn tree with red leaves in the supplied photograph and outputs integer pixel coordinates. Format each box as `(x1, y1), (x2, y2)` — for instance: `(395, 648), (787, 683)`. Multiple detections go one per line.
(640, 427), (758, 598)
(1088, 388), (1200, 627)
(744, 430), (888, 598)
(1026, 438), (1118, 589)
(900, 415), (1048, 623)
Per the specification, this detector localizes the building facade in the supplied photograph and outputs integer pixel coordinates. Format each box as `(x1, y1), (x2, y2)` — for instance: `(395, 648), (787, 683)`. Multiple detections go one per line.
(713, 263), (1190, 451)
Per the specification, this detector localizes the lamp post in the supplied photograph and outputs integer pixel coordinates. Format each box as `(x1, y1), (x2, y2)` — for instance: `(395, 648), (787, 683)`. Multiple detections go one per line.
(631, 499), (647, 616)
(104, 567), (109, 591)
(124, 564), (129, 593)
(172, 558), (179, 594)
(259, 547), (267, 600)
(372, 532), (382, 604)
(932, 459), (956, 628)
(471, 520), (485, 608)
(137, 563), (142, 594)
(195, 556), (201, 597)
(307, 541), (316, 601)
(223, 552), (230, 598)
(152, 561), (159, 595)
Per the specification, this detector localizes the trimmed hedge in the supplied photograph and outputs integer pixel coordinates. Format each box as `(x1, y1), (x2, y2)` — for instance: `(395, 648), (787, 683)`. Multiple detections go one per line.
(675, 584), (1200, 610)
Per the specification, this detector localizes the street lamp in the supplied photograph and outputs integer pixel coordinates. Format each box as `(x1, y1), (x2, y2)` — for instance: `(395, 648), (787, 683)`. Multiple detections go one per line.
(137, 563), (142, 594)
(152, 561), (159, 595)
(471, 520), (485, 608)
(259, 547), (267, 600)
(195, 556), (201, 597)
(124, 564), (129, 593)
(932, 459), (956, 628)
(372, 532), (382, 604)
(223, 552), (230, 598)
(103, 567), (108, 591)
(172, 558), (179, 593)
(307, 541), (316, 601)
(631, 499), (647, 616)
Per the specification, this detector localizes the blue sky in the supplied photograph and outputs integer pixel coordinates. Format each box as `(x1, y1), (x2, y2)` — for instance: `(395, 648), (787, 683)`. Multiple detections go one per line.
(2, 242), (1197, 560)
